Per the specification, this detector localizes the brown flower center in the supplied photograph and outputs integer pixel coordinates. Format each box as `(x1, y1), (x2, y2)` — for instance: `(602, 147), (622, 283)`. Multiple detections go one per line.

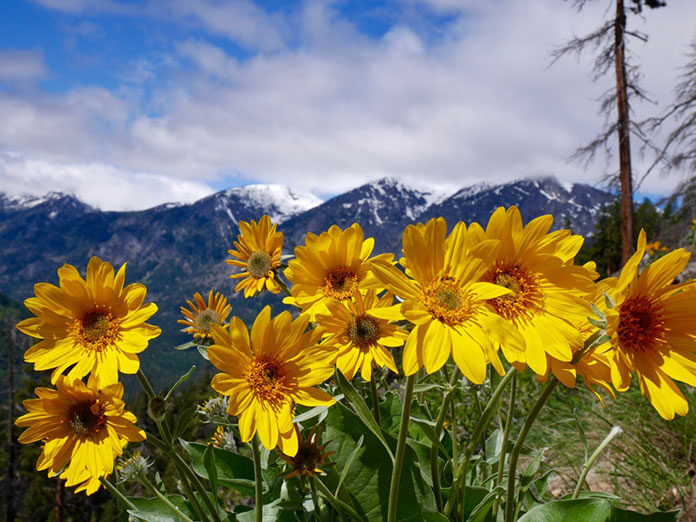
(68, 401), (106, 437)
(74, 306), (119, 352)
(195, 309), (221, 334)
(347, 315), (380, 349)
(323, 266), (358, 300)
(617, 295), (666, 353)
(245, 357), (288, 405)
(485, 264), (544, 323)
(248, 250), (272, 278)
(293, 440), (324, 474)
(423, 277), (473, 326)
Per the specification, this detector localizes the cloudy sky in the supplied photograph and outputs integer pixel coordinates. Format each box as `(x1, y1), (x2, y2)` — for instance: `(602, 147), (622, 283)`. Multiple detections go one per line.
(0, 0), (694, 210)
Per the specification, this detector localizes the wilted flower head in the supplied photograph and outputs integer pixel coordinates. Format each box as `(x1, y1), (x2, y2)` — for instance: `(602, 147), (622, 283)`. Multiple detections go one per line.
(209, 426), (237, 452)
(198, 395), (229, 423)
(117, 451), (150, 482)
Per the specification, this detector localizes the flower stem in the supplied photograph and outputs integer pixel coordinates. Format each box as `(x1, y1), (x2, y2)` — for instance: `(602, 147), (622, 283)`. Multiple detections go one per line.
(273, 273), (292, 298)
(443, 367), (517, 517)
(572, 426), (623, 499)
(492, 371), (517, 520)
(313, 475), (362, 520)
(136, 368), (156, 400)
(99, 477), (137, 511)
(431, 367), (459, 511)
(369, 374), (381, 425)
(504, 377), (559, 522)
(387, 373), (416, 522)
(251, 436), (263, 522)
(140, 474), (194, 522)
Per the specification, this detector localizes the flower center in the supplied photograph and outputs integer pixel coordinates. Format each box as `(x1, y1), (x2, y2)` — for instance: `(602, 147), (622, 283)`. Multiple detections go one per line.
(74, 306), (119, 352)
(485, 264), (543, 323)
(248, 250), (273, 278)
(617, 295), (666, 353)
(323, 266), (358, 300)
(423, 277), (472, 326)
(195, 309), (221, 334)
(68, 401), (106, 437)
(293, 440), (324, 473)
(244, 357), (288, 406)
(347, 315), (380, 349)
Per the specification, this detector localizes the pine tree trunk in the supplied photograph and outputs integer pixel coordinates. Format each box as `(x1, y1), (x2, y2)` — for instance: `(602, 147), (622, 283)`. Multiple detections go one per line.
(615, 0), (635, 265)
(54, 478), (65, 522)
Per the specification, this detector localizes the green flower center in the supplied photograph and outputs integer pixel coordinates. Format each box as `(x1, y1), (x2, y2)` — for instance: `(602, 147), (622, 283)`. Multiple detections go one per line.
(195, 309), (221, 333)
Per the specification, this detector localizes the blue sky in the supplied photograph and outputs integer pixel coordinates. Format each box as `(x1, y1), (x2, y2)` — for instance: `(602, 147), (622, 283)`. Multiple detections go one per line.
(0, 0), (694, 210)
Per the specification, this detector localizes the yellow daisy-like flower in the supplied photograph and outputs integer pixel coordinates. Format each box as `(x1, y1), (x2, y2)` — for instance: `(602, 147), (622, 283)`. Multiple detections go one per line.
(208, 306), (335, 455)
(16, 257), (161, 387)
(315, 290), (406, 381)
(283, 223), (393, 318)
(16, 375), (145, 495)
(600, 229), (696, 420)
(227, 215), (284, 298)
(178, 290), (231, 340)
(370, 218), (513, 383)
(467, 207), (597, 377)
(279, 425), (334, 479)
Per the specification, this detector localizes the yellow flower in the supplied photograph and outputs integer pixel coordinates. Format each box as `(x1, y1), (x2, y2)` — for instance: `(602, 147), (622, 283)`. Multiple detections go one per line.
(645, 241), (669, 257)
(227, 215), (283, 298)
(283, 223), (393, 318)
(600, 229), (696, 420)
(370, 218), (512, 383)
(208, 306), (335, 455)
(16, 257), (160, 387)
(467, 207), (597, 377)
(16, 376), (145, 495)
(279, 425), (334, 479)
(178, 290), (231, 340)
(316, 290), (407, 381)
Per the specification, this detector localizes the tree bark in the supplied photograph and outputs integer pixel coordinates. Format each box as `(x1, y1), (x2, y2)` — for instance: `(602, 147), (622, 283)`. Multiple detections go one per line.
(54, 478), (65, 522)
(615, 0), (635, 265)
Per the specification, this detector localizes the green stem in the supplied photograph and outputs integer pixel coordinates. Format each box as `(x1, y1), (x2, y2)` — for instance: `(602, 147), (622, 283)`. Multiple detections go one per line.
(443, 368), (517, 517)
(273, 273), (292, 297)
(251, 436), (263, 522)
(431, 368), (459, 511)
(314, 475), (362, 521)
(504, 377), (559, 522)
(140, 474), (194, 522)
(492, 371), (517, 520)
(571, 426), (623, 499)
(136, 368), (157, 400)
(387, 374), (416, 522)
(99, 477), (137, 511)
(369, 375), (381, 426)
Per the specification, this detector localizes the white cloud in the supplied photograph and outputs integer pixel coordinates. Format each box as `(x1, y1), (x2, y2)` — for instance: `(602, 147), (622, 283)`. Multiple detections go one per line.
(0, 50), (47, 83)
(0, 152), (212, 211)
(2, 0), (695, 208)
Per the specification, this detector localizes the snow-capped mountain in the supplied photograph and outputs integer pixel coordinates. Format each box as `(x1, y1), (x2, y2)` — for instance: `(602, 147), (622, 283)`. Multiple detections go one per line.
(421, 176), (611, 237)
(281, 177), (453, 253)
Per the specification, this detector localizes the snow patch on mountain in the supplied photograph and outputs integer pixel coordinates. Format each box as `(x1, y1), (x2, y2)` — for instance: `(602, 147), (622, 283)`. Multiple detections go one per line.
(221, 184), (322, 223)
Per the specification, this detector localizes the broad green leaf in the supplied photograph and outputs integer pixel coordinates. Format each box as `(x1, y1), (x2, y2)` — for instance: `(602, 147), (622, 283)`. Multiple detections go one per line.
(203, 444), (218, 493)
(236, 498), (296, 522)
(173, 405), (198, 440)
(322, 401), (446, 521)
(127, 495), (198, 522)
(519, 498), (613, 521)
(335, 370), (394, 462)
(466, 486), (505, 522)
(180, 440), (255, 496)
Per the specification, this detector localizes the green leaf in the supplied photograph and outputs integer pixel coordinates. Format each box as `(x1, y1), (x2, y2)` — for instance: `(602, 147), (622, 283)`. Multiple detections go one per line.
(236, 498), (296, 522)
(410, 416), (450, 460)
(197, 345), (210, 360)
(321, 400), (446, 521)
(466, 486), (505, 522)
(203, 444), (218, 493)
(180, 440), (255, 496)
(611, 508), (680, 521)
(573, 407), (588, 463)
(127, 495), (198, 522)
(519, 498), (613, 521)
(174, 341), (196, 351)
(603, 291), (616, 309)
(590, 302), (606, 321)
(484, 428), (504, 465)
(173, 405), (198, 440)
(335, 434), (364, 496)
(587, 316), (607, 329)
(165, 365), (196, 401)
(334, 370), (394, 462)
(412, 383), (444, 394)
